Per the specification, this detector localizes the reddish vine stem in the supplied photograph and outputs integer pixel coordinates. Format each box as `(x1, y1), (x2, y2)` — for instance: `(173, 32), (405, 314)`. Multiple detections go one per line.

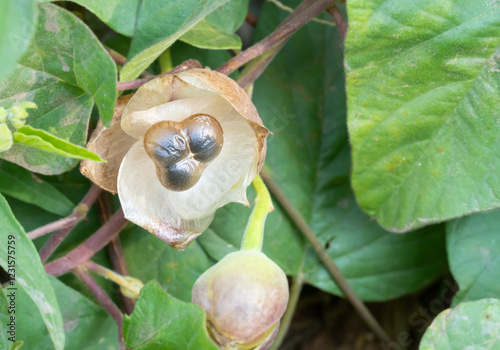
(107, 48), (152, 79)
(27, 184), (102, 241)
(107, 48), (127, 67)
(37, 185), (102, 262)
(237, 0), (340, 88)
(260, 169), (392, 344)
(238, 0), (338, 89)
(27, 217), (76, 240)
(98, 192), (135, 314)
(327, 5), (348, 39)
(237, 40), (287, 89)
(116, 59), (202, 91)
(216, 0), (336, 76)
(107, 236), (135, 313)
(73, 267), (125, 350)
(45, 209), (128, 277)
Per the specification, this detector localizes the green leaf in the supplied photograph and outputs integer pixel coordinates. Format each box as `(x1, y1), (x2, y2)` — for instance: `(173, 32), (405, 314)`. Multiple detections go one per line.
(346, 0), (500, 232)
(0, 288), (13, 349)
(0, 194), (65, 350)
(0, 287), (24, 350)
(121, 225), (214, 302)
(0, 0), (38, 83)
(53, 0), (247, 50)
(179, 0), (248, 50)
(447, 210), (500, 304)
(204, 0), (248, 34)
(13, 126), (104, 162)
(120, 0), (231, 81)
(46, 0), (141, 37)
(0, 160), (74, 216)
(123, 281), (218, 350)
(0, 3), (116, 175)
(16, 276), (118, 350)
(419, 298), (500, 349)
(6, 197), (60, 236)
(179, 19), (241, 50)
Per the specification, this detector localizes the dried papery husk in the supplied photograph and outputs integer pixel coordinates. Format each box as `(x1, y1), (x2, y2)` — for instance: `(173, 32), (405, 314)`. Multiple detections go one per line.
(192, 251), (289, 349)
(81, 65), (269, 250)
(80, 94), (135, 193)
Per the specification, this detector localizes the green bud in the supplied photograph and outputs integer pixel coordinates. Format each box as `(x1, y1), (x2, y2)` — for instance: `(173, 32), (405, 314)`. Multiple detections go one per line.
(9, 107), (29, 129)
(192, 250), (289, 349)
(120, 276), (143, 299)
(0, 123), (13, 152)
(6, 102), (37, 129)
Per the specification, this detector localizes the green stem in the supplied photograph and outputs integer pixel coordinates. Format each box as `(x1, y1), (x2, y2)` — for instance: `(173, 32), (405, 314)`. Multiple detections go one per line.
(159, 49), (173, 73)
(240, 175), (274, 251)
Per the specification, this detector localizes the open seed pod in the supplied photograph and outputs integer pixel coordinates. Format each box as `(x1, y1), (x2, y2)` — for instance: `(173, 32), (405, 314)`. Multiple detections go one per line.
(81, 64), (269, 250)
(192, 250), (289, 349)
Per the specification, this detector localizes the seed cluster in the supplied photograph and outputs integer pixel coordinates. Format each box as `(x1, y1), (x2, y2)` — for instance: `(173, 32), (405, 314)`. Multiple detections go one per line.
(144, 114), (224, 191)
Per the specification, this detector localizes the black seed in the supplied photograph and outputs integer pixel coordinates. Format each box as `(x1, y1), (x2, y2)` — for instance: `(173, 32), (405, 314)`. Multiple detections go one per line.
(144, 116), (223, 192)
(144, 122), (188, 169)
(158, 157), (203, 192)
(182, 114), (223, 163)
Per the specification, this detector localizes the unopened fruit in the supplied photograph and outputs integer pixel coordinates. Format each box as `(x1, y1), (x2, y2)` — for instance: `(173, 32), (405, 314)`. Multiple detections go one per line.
(192, 250), (289, 349)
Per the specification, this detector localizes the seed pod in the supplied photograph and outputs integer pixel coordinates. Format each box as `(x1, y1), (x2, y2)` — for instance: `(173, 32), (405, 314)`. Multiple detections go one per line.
(80, 64), (269, 249)
(192, 250), (289, 349)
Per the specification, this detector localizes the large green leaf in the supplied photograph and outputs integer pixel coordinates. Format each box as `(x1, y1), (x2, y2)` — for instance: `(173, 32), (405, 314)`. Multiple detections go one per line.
(0, 3), (116, 175)
(0, 194), (65, 350)
(16, 276), (118, 350)
(419, 298), (500, 349)
(120, 0), (230, 81)
(346, 0), (500, 232)
(123, 281), (218, 350)
(0, 160), (73, 216)
(0, 0), (37, 83)
(447, 210), (500, 304)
